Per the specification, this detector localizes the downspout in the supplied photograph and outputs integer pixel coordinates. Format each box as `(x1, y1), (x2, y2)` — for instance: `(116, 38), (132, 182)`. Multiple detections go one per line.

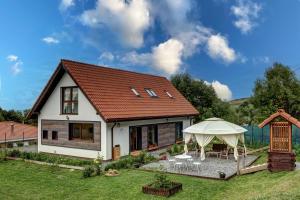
(111, 122), (117, 160)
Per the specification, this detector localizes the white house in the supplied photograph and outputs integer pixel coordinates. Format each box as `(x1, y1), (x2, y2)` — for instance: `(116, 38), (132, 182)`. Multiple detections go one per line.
(28, 59), (199, 160)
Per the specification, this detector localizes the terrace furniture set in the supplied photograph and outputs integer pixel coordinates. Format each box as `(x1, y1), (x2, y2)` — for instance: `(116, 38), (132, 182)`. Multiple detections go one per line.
(168, 154), (202, 174)
(206, 143), (229, 159)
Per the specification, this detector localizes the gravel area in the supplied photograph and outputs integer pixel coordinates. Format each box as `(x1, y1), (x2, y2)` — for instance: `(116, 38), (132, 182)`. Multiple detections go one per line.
(141, 154), (258, 179)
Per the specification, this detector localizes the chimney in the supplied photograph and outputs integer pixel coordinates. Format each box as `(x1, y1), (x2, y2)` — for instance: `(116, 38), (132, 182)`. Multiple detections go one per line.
(10, 123), (14, 135)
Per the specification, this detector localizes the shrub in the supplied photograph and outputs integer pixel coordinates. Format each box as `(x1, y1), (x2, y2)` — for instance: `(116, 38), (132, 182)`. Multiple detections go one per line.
(167, 144), (184, 156)
(8, 149), (21, 157)
(93, 154), (103, 176)
(152, 171), (172, 189)
(6, 143), (13, 148)
(0, 150), (7, 162)
(104, 152), (156, 171)
(17, 142), (24, 147)
(82, 166), (95, 178)
(293, 145), (300, 155)
(6, 150), (93, 166)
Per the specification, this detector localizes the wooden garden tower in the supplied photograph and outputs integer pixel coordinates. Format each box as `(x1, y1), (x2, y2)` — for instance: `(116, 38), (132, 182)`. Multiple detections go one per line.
(259, 109), (298, 171)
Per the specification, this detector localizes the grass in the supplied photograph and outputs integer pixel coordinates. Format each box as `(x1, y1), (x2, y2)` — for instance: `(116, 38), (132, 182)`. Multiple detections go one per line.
(0, 155), (300, 200)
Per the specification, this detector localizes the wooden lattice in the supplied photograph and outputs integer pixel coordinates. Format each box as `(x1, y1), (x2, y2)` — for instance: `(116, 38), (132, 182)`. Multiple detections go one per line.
(270, 122), (291, 152)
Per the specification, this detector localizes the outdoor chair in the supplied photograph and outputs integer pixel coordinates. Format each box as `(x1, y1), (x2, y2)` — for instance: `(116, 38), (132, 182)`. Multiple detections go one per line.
(174, 162), (184, 173)
(168, 158), (176, 169)
(187, 158), (194, 169)
(206, 144), (227, 158)
(220, 148), (229, 160)
(193, 162), (201, 174)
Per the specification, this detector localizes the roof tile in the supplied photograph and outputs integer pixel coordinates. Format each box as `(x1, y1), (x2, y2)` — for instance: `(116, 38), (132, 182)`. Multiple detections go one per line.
(62, 60), (199, 122)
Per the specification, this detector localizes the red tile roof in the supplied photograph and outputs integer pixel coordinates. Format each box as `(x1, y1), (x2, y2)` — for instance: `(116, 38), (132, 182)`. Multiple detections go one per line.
(29, 59), (199, 122)
(258, 109), (300, 128)
(0, 121), (37, 143)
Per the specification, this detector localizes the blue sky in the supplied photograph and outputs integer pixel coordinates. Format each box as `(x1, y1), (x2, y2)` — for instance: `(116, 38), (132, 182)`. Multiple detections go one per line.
(1, 0), (300, 110)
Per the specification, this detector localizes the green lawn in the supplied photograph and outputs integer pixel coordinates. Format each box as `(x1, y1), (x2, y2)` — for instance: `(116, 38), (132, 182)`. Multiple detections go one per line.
(0, 158), (300, 200)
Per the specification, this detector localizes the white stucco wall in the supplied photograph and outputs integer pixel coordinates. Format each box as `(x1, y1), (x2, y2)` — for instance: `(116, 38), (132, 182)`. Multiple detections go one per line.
(106, 117), (192, 159)
(38, 73), (108, 159)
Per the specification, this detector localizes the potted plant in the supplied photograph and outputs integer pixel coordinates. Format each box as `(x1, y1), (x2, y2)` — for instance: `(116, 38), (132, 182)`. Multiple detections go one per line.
(217, 170), (226, 179)
(142, 167), (182, 197)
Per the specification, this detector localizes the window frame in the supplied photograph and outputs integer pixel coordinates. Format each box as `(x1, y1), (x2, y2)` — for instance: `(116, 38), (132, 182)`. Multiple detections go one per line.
(42, 130), (48, 140)
(145, 88), (158, 98)
(165, 91), (173, 98)
(147, 124), (158, 148)
(69, 123), (94, 142)
(175, 122), (183, 142)
(52, 131), (58, 140)
(131, 87), (141, 97)
(61, 86), (79, 115)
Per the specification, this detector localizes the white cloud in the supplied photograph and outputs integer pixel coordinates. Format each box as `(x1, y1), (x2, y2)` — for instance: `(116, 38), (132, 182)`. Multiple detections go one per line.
(121, 51), (152, 67)
(80, 0), (150, 48)
(121, 38), (184, 75)
(99, 51), (115, 62)
(6, 54), (23, 75)
(153, 0), (211, 58)
(207, 34), (237, 63)
(231, 0), (262, 34)
(11, 61), (22, 75)
(42, 37), (60, 44)
(252, 56), (271, 64)
(205, 80), (232, 101)
(153, 0), (237, 64)
(152, 39), (184, 75)
(59, 0), (75, 11)
(7, 55), (18, 62)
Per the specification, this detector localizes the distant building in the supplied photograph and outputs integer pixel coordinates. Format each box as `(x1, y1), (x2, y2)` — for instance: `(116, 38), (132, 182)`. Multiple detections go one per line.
(0, 121), (37, 148)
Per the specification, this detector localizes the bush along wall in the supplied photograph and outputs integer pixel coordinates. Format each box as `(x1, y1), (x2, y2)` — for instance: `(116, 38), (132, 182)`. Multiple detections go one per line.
(7, 150), (93, 166)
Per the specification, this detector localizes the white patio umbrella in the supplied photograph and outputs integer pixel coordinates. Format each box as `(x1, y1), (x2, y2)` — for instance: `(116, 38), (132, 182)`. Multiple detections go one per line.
(183, 117), (247, 161)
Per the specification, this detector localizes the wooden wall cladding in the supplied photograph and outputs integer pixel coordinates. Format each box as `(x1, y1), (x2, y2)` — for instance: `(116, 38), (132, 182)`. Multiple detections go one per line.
(41, 120), (101, 151)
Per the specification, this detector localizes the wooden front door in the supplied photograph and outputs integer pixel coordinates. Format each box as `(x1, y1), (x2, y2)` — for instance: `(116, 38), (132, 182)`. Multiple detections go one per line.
(129, 127), (142, 151)
(270, 122), (292, 152)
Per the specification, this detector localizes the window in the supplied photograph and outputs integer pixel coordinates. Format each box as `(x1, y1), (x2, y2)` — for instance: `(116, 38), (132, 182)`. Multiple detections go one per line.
(42, 130), (48, 139)
(131, 87), (140, 96)
(147, 125), (158, 147)
(62, 87), (78, 114)
(69, 123), (94, 141)
(166, 91), (173, 98)
(52, 131), (58, 140)
(175, 122), (183, 142)
(145, 88), (158, 97)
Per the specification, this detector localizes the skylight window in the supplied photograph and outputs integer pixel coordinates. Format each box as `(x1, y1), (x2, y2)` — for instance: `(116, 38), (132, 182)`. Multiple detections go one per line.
(131, 88), (140, 96)
(145, 89), (158, 97)
(166, 91), (173, 98)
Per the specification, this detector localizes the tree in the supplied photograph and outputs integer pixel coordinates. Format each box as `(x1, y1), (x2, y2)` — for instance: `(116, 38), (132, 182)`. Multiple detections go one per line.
(236, 101), (257, 125)
(0, 107), (36, 125)
(251, 63), (300, 122)
(171, 73), (238, 122)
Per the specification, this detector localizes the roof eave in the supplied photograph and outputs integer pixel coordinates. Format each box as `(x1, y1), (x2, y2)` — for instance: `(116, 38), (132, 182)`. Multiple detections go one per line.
(105, 113), (198, 123)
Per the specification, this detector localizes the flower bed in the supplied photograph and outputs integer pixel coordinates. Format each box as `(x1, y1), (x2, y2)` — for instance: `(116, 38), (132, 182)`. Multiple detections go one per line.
(142, 168), (182, 197)
(142, 182), (182, 197)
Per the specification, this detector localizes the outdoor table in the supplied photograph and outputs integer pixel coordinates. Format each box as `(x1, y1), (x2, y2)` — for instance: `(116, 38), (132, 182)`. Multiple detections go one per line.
(174, 154), (192, 170)
(175, 154), (192, 160)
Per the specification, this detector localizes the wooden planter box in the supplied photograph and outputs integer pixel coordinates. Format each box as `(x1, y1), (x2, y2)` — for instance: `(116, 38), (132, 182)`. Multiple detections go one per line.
(142, 182), (182, 197)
